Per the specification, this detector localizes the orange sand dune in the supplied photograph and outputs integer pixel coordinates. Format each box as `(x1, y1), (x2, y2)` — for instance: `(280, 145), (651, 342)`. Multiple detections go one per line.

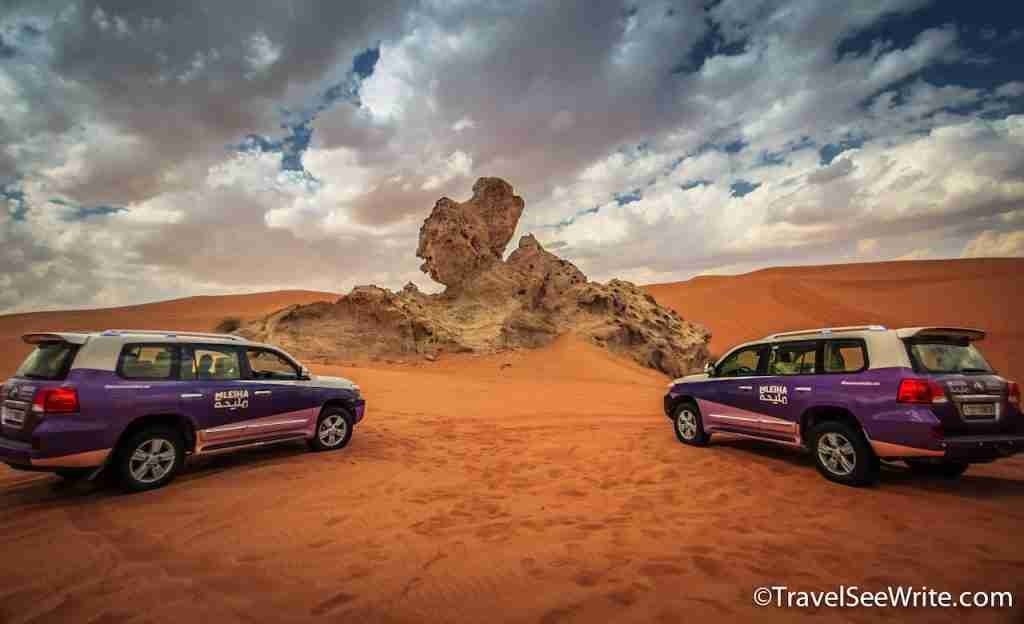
(647, 258), (1024, 382)
(1, 263), (1022, 623)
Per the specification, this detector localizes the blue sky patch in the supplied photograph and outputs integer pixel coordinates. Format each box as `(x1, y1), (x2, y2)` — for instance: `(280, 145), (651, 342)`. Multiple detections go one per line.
(819, 137), (865, 165)
(234, 47), (374, 178)
(3, 184), (28, 220)
(837, 3), (1024, 94)
(64, 205), (127, 221)
(352, 45), (380, 79)
(614, 189), (642, 206)
(0, 34), (16, 59)
(676, 12), (748, 74)
(730, 180), (761, 198)
(680, 179), (711, 191)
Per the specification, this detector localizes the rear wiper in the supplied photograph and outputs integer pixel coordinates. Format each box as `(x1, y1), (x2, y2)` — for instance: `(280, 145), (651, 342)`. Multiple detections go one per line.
(958, 368), (991, 374)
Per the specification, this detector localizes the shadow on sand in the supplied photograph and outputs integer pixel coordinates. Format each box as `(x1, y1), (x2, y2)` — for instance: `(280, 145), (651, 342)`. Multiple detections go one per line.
(0, 441), (315, 510)
(710, 436), (1024, 500)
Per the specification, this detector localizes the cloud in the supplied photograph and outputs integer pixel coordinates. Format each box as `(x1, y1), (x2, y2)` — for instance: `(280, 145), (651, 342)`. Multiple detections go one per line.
(1, 0), (1023, 312)
(961, 230), (1024, 258)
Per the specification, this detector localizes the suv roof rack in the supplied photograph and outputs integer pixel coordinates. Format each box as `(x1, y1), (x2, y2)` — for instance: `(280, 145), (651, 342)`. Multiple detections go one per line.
(102, 329), (244, 341)
(765, 325), (887, 340)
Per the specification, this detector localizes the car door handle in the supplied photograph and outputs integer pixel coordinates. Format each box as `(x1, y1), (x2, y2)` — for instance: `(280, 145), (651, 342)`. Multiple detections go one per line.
(738, 385), (753, 390)
(795, 387), (812, 392)
(254, 390), (272, 396)
(180, 393), (204, 399)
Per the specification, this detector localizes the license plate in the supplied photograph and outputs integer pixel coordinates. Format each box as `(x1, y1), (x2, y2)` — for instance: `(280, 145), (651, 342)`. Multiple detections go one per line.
(1, 406), (25, 427)
(962, 403), (996, 418)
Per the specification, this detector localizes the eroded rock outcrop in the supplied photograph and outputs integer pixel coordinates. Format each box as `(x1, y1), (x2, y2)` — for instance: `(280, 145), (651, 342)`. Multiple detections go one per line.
(240, 178), (710, 376)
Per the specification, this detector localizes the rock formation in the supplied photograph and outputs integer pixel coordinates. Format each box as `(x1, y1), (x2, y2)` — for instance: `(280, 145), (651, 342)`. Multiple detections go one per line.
(239, 177), (710, 377)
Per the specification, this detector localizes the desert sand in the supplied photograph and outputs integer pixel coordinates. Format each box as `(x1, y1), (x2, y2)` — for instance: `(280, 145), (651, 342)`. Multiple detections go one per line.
(1, 260), (1022, 623)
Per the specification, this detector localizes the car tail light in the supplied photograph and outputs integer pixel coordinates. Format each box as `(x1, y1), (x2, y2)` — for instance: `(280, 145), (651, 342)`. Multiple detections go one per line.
(897, 378), (947, 404)
(1009, 381), (1020, 406)
(31, 387), (80, 414)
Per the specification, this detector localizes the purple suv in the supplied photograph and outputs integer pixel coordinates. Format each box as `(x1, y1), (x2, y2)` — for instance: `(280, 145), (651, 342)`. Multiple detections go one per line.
(664, 326), (1023, 486)
(1, 330), (365, 492)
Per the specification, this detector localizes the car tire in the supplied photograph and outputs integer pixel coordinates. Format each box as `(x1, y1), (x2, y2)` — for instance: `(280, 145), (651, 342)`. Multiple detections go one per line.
(673, 401), (709, 447)
(114, 426), (184, 493)
(905, 460), (969, 479)
(809, 421), (879, 486)
(308, 407), (353, 452)
(54, 468), (92, 481)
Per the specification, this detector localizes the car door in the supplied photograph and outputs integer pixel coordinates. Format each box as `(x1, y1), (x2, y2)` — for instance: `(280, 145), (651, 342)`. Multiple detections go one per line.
(181, 344), (253, 449)
(112, 342), (192, 436)
(241, 347), (312, 436)
(704, 344), (768, 435)
(755, 340), (821, 443)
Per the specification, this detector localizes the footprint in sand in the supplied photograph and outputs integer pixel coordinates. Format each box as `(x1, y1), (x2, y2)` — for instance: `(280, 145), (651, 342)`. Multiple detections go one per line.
(310, 592), (356, 616)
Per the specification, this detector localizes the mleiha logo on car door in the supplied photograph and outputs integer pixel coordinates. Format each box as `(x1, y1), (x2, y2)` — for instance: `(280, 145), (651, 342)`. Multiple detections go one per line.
(759, 385), (788, 405)
(214, 389), (249, 410)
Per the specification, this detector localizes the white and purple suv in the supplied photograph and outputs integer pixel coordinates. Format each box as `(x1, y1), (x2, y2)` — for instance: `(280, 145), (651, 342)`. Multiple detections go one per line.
(664, 326), (1023, 486)
(1, 330), (365, 492)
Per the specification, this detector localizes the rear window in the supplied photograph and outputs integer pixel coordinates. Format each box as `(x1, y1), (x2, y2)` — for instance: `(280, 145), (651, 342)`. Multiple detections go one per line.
(906, 340), (993, 374)
(15, 342), (78, 380)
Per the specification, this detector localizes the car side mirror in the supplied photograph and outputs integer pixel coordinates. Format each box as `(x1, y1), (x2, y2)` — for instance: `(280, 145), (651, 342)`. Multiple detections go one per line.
(704, 362), (715, 377)
(299, 366), (311, 380)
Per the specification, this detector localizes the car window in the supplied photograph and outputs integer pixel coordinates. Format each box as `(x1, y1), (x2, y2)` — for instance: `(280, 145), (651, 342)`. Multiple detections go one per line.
(767, 341), (818, 376)
(118, 344), (177, 380)
(188, 345), (242, 381)
(824, 340), (867, 373)
(246, 349), (299, 380)
(717, 346), (763, 377)
(906, 340), (993, 374)
(15, 342), (78, 380)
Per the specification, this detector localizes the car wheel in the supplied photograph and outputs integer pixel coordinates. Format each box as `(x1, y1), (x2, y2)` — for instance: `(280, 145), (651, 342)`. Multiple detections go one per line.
(673, 401), (709, 446)
(54, 468), (93, 481)
(308, 408), (353, 452)
(115, 427), (184, 492)
(905, 459), (969, 479)
(810, 421), (879, 486)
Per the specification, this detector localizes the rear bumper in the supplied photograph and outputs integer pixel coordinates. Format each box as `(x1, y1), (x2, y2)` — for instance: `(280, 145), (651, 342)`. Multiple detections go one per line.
(0, 435), (110, 471)
(352, 399), (366, 424)
(939, 434), (1024, 462)
(868, 432), (1024, 463)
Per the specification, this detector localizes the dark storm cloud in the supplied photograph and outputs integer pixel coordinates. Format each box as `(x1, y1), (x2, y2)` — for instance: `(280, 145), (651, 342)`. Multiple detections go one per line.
(32, 0), (414, 204)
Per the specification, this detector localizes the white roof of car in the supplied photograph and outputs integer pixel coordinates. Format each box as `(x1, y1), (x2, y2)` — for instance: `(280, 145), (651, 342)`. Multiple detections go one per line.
(712, 324), (987, 369)
(759, 325), (985, 342)
(22, 329), (258, 346)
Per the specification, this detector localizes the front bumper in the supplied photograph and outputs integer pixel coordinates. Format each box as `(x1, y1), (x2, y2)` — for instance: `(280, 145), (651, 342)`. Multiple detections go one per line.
(663, 393), (677, 419)
(352, 399), (366, 424)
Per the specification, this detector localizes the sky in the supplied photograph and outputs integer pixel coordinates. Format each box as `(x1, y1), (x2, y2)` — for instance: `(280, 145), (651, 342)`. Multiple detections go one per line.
(1, 0), (1023, 313)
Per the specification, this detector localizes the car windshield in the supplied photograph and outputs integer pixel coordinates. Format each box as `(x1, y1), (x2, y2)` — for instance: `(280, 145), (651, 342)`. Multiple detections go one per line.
(15, 341), (78, 380)
(907, 340), (993, 374)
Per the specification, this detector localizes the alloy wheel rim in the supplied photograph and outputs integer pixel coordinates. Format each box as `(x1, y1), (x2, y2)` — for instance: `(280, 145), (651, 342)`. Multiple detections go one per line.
(817, 432), (856, 476)
(676, 409), (697, 440)
(319, 414), (348, 447)
(129, 438), (176, 484)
